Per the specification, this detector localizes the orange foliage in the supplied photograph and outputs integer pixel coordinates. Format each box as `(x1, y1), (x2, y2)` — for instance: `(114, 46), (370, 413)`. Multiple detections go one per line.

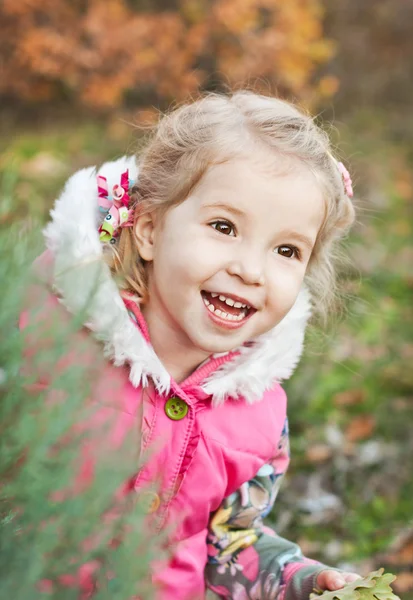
(0, 0), (335, 109)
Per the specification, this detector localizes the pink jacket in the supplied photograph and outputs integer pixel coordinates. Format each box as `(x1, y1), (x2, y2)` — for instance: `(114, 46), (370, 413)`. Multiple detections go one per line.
(24, 157), (326, 599)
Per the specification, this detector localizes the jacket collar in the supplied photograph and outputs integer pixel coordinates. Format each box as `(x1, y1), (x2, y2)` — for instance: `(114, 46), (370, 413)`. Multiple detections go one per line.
(44, 156), (312, 405)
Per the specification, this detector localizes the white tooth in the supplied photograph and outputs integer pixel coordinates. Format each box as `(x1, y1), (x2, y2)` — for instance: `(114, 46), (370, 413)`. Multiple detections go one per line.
(234, 301), (243, 308)
(221, 312), (230, 320)
(203, 297), (210, 306)
(211, 292), (219, 298)
(229, 314), (236, 321)
(225, 297), (235, 306)
(208, 304), (215, 313)
(215, 309), (222, 317)
(219, 295), (226, 302)
(241, 303), (247, 308)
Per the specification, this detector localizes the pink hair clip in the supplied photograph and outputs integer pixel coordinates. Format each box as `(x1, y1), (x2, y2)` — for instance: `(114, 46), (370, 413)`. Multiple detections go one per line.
(337, 161), (354, 198)
(97, 169), (134, 244)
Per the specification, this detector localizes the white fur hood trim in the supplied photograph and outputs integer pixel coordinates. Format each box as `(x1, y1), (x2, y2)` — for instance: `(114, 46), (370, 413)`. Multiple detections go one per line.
(44, 156), (312, 405)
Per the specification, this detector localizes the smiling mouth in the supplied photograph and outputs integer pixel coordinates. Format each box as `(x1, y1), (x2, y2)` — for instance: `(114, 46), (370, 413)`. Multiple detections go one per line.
(201, 291), (255, 322)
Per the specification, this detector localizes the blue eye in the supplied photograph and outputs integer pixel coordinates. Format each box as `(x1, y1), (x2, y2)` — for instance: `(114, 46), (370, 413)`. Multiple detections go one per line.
(274, 245), (300, 259)
(211, 220), (236, 236)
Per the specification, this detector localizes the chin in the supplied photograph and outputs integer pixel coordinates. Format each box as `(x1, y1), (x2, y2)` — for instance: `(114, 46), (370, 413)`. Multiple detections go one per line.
(188, 329), (248, 355)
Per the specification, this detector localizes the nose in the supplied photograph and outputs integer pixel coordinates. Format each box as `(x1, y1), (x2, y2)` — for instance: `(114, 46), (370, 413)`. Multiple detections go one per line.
(227, 245), (266, 286)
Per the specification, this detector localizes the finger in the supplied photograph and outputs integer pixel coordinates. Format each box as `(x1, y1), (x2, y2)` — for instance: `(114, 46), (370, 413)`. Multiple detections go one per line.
(317, 571), (346, 590)
(327, 573), (346, 590)
(343, 573), (362, 583)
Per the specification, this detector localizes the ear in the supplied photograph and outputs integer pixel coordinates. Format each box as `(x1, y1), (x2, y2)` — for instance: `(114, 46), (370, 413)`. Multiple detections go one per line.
(134, 212), (156, 262)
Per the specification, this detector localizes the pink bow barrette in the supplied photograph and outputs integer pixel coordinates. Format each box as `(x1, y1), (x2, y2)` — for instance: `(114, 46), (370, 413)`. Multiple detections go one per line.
(337, 162), (354, 198)
(97, 170), (134, 243)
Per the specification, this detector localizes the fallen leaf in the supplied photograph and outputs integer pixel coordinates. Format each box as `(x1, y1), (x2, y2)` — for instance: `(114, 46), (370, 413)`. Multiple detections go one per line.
(345, 415), (376, 442)
(310, 569), (400, 600)
(392, 572), (413, 594)
(306, 444), (333, 463)
(381, 528), (413, 566)
(333, 389), (366, 407)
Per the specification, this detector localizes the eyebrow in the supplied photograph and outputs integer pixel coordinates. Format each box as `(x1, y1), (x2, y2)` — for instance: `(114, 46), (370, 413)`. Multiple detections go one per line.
(278, 230), (316, 252)
(202, 202), (246, 218)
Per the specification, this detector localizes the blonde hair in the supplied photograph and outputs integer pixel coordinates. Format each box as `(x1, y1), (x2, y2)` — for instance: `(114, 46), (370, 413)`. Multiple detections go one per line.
(106, 91), (355, 322)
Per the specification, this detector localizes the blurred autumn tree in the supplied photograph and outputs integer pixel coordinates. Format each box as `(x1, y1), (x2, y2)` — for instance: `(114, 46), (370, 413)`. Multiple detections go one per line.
(0, 0), (336, 111)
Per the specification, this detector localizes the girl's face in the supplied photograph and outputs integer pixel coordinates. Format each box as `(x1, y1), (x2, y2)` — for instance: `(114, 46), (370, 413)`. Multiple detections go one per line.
(135, 157), (325, 361)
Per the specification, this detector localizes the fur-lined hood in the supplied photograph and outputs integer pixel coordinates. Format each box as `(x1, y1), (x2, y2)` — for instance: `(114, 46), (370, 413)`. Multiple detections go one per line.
(44, 156), (312, 404)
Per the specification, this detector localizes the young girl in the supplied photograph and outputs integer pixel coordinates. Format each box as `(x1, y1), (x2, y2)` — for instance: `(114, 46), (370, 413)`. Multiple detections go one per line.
(29, 91), (360, 599)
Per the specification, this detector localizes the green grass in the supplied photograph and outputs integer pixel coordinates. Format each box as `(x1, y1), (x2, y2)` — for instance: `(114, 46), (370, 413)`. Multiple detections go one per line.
(281, 129), (413, 581)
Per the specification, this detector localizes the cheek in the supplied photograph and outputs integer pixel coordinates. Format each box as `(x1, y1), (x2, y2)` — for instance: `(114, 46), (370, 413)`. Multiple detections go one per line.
(266, 267), (305, 318)
(155, 229), (220, 285)
(150, 239), (201, 298)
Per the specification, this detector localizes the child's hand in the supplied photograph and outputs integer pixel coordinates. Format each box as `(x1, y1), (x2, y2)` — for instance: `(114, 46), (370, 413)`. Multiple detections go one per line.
(316, 569), (361, 592)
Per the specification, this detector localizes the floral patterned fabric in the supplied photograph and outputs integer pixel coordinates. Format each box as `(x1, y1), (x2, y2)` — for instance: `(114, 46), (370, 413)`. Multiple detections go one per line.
(205, 419), (326, 600)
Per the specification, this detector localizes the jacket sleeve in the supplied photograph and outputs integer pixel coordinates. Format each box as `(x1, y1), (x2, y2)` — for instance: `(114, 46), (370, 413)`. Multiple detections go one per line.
(205, 418), (329, 600)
